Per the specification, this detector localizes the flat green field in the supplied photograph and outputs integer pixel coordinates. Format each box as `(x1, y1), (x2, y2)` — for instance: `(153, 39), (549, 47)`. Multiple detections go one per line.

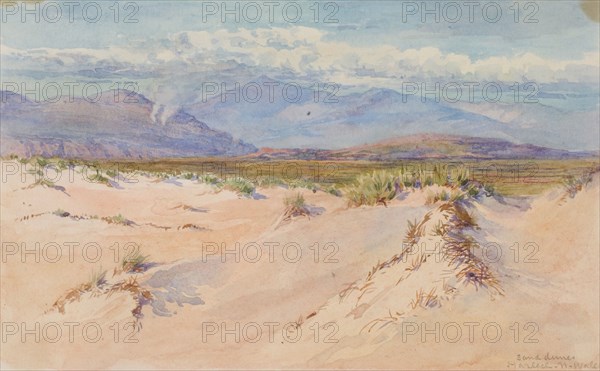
(80, 157), (600, 196)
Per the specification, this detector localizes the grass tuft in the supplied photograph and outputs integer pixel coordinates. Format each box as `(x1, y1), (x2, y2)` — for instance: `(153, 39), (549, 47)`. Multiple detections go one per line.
(52, 208), (70, 218)
(103, 214), (134, 226)
(562, 171), (594, 198)
(282, 193), (310, 221)
(345, 170), (398, 207)
(256, 176), (286, 188)
(87, 267), (108, 290)
(121, 249), (150, 273)
(198, 173), (222, 185)
(223, 178), (255, 197)
(88, 170), (112, 187)
(325, 185), (342, 197)
(410, 287), (439, 309)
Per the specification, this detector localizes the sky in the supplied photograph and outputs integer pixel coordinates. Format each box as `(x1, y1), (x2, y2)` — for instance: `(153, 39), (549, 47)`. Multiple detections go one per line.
(1, 0), (599, 149)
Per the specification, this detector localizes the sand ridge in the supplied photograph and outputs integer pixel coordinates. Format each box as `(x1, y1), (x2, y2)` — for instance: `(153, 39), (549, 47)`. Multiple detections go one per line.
(1, 164), (598, 369)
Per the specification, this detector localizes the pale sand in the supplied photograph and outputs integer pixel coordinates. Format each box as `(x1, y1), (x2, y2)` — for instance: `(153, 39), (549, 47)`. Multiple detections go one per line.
(1, 164), (598, 370)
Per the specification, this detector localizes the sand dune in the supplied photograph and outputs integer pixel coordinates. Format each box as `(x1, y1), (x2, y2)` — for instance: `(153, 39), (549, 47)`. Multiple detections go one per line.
(1, 164), (598, 369)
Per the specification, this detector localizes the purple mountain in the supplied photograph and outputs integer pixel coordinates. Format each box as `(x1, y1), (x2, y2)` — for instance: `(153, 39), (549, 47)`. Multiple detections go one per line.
(0, 90), (257, 159)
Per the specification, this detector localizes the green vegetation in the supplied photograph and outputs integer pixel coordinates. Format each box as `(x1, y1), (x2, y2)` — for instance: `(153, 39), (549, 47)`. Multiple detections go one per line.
(105, 169), (118, 178)
(4, 155), (598, 197)
(286, 178), (318, 191)
(223, 178), (255, 197)
(52, 208), (70, 217)
(87, 267), (108, 289)
(282, 192), (310, 222)
(255, 176), (286, 188)
(284, 192), (306, 209)
(34, 178), (56, 188)
(425, 188), (464, 205)
(563, 171), (594, 198)
(103, 214), (133, 226)
(198, 173), (222, 185)
(55, 160), (69, 171)
(88, 171), (111, 186)
(325, 185), (342, 197)
(35, 157), (50, 168)
(345, 170), (397, 207)
(121, 249), (150, 273)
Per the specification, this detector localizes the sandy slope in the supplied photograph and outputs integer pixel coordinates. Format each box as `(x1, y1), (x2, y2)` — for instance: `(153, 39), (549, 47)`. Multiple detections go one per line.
(1, 163), (598, 370)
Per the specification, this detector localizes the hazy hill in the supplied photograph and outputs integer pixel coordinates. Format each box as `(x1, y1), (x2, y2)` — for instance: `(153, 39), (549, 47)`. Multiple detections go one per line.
(249, 133), (594, 161)
(1, 89), (595, 161)
(185, 78), (599, 151)
(0, 90), (257, 159)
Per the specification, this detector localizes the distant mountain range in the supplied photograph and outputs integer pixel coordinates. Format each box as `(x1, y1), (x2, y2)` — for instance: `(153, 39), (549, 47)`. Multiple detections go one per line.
(1, 87), (596, 160)
(185, 76), (599, 151)
(0, 90), (256, 159)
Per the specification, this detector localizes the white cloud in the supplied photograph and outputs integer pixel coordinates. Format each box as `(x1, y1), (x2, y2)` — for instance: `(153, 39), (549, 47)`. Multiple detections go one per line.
(2, 26), (599, 86)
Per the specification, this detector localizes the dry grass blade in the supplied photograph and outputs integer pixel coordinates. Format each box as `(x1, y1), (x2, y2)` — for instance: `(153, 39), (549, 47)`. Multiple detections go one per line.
(360, 309), (405, 334)
(423, 287), (439, 308)
(338, 281), (360, 303)
(409, 287), (439, 310)
(431, 220), (447, 237)
(443, 280), (457, 295)
(403, 211), (432, 247)
(410, 288), (425, 310)
(436, 201), (503, 295)
(52, 268), (108, 314)
(406, 253), (427, 272)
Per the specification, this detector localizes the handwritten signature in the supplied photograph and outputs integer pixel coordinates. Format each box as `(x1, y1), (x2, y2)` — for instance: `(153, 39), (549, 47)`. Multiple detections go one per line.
(506, 353), (599, 370)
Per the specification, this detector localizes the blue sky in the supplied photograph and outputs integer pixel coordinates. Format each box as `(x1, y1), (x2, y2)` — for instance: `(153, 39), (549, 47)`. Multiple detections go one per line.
(1, 0), (599, 149)
(2, 1), (599, 58)
(2, 1), (598, 84)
